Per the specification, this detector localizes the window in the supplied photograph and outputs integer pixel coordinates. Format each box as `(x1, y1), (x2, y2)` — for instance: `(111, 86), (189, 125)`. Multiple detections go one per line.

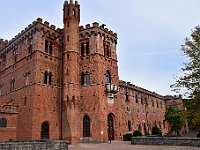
(152, 100), (155, 107)
(135, 95), (138, 103)
(28, 44), (33, 54)
(45, 40), (48, 53)
(105, 71), (111, 84)
(10, 79), (15, 92)
(104, 43), (109, 57)
(80, 41), (89, 56)
(125, 92), (129, 101)
(86, 41), (89, 55)
(14, 53), (17, 63)
(44, 71), (53, 85)
(127, 106), (131, 113)
(157, 101), (159, 108)
(104, 42), (111, 57)
(49, 42), (53, 55)
(81, 43), (84, 56)
(0, 118), (7, 128)
(128, 120), (131, 132)
(25, 71), (31, 86)
(45, 40), (53, 55)
(81, 72), (90, 85)
(73, 9), (76, 16)
(160, 102), (163, 109)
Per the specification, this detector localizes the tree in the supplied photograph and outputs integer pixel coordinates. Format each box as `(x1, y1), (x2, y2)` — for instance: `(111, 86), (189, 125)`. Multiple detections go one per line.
(171, 26), (200, 135)
(171, 26), (200, 95)
(187, 93), (200, 132)
(165, 107), (186, 136)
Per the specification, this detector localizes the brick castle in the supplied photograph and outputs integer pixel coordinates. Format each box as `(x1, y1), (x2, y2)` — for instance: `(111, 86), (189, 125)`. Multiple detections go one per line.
(0, 0), (186, 143)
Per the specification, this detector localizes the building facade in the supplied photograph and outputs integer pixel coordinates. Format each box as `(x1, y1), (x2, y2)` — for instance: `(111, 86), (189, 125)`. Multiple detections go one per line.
(0, 0), (184, 143)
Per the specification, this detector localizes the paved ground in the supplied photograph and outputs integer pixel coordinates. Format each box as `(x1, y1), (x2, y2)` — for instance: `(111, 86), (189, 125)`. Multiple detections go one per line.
(69, 141), (200, 150)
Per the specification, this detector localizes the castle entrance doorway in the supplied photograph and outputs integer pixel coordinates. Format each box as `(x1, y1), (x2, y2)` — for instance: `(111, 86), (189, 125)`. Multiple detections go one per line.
(83, 115), (90, 137)
(41, 122), (49, 139)
(108, 113), (114, 140)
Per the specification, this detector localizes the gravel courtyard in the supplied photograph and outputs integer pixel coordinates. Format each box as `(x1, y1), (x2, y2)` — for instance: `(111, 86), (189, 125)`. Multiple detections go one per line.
(69, 141), (200, 150)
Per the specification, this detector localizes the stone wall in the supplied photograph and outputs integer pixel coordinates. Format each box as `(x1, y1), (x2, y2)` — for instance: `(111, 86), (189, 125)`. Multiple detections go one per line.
(0, 140), (68, 150)
(131, 137), (200, 147)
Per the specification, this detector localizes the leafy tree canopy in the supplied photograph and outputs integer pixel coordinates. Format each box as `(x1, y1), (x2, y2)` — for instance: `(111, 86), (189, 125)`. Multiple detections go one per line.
(165, 107), (186, 136)
(171, 26), (200, 96)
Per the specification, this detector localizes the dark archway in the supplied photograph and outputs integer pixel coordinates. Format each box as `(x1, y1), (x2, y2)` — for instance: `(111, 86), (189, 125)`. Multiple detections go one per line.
(83, 115), (90, 137)
(41, 122), (49, 140)
(108, 113), (114, 140)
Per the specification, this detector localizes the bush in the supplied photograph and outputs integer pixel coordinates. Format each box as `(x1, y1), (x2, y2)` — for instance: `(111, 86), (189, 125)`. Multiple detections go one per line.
(197, 132), (200, 138)
(152, 126), (162, 136)
(145, 132), (150, 136)
(132, 130), (142, 137)
(123, 133), (132, 141)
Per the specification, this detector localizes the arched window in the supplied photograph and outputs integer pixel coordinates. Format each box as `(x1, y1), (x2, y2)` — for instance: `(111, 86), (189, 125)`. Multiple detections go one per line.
(45, 40), (48, 53)
(128, 120), (131, 132)
(105, 71), (111, 84)
(83, 115), (90, 137)
(49, 42), (53, 55)
(41, 122), (49, 140)
(81, 72), (90, 85)
(44, 71), (53, 85)
(0, 118), (7, 127)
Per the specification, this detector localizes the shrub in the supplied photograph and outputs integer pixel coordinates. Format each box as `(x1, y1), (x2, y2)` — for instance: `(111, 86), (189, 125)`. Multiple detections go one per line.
(197, 132), (200, 138)
(123, 133), (132, 141)
(132, 130), (142, 137)
(152, 126), (162, 136)
(145, 132), (150, 136)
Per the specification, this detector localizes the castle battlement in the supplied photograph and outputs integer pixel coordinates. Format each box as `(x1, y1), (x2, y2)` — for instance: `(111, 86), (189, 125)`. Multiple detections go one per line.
(119, 80), (163, 99)
(79, 22), (117, 44)
(0, 18), (62, 59)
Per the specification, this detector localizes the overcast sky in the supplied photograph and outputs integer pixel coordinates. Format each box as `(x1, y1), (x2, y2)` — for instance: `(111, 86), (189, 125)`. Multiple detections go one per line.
(1, 0), (200, 96)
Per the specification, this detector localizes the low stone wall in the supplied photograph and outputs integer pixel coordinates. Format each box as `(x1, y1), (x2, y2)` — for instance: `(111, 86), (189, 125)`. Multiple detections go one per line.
(131, 137), (200, 147)
(0, 140), (69, 150)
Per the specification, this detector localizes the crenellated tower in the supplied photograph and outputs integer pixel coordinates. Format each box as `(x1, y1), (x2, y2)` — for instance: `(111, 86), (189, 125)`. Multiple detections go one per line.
(62, 0), (81, 143)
